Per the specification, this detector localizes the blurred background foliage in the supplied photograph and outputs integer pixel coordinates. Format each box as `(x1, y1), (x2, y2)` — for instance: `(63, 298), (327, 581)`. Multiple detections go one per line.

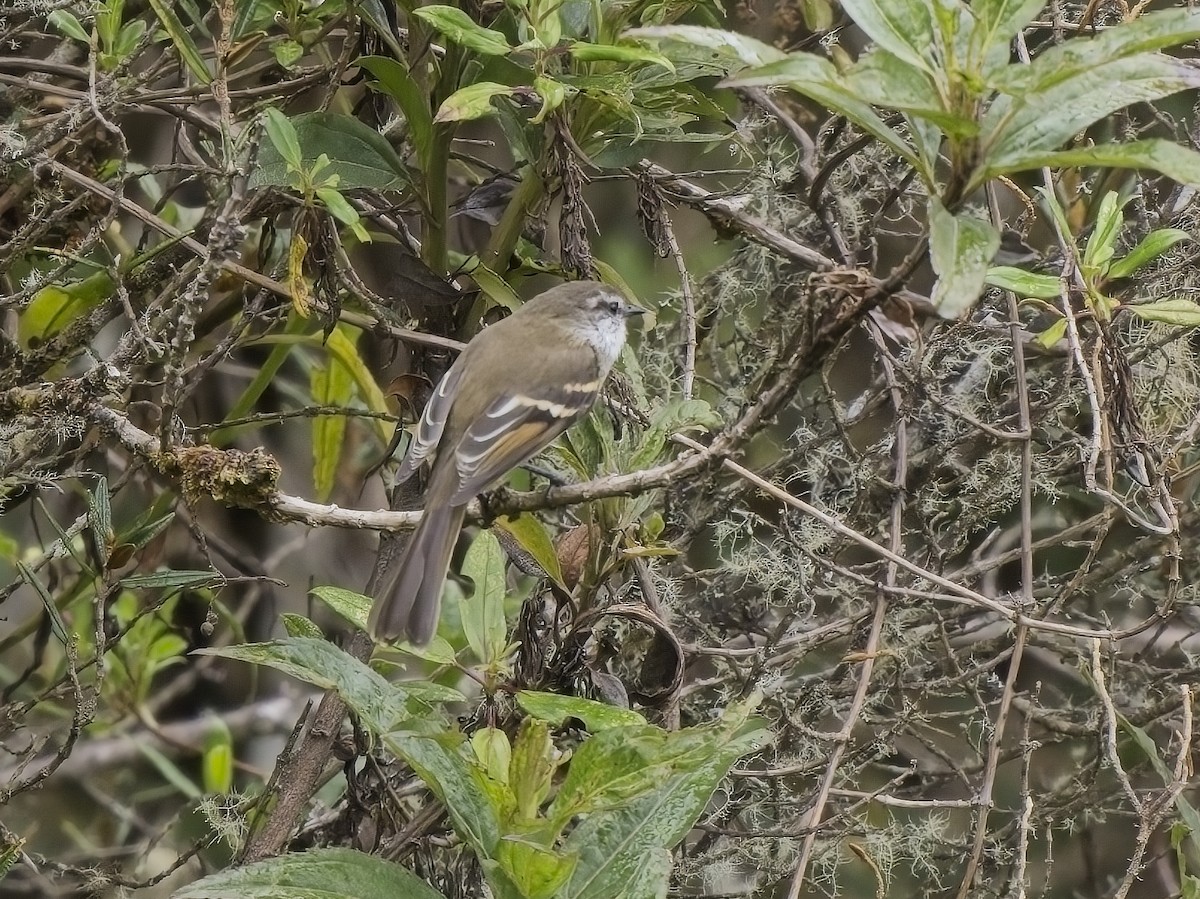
(6, 0), (1200, 896)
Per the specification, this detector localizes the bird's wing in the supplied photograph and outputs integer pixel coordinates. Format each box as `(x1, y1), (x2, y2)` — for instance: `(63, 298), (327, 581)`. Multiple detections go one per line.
(393, 360), (467, 484)
(450, 379), (603, 504)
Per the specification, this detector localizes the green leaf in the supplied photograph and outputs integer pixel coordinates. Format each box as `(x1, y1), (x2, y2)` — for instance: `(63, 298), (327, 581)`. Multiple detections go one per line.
(384, 730), (504, 857)
(138, 742), (202, 800)
(19, 271), (114, 347)
(282, 613), (324, 638)
(86, 476), (113, 569)
(495, 515), (563, 583)
(311, 585), (373, 629)
(843, 48), (977, 138)
(48, 10), (90, 41)
(517, 691), (646, 731)
(1034, 317), (1067, 348)
(986, 266), (1061, 300)
(120, 569), (220, 589)
(568, 41), (674, 72)
(354, 0), (407, 59)
(991, 8), (1200, 95)
(623, 25), (787, 72)
(968, 0), (1045, 69)
(460, 529), (509, 666)
(496, 839), (578, 899)
(273, 38), (305, 68)
(309, 334), (355, 503)
(194, 637), (461, 733)
(173, 848), (450, 899)
(147, 0), (212, 84)
(434, 82), (516, 123)
(251, 111), (409, 191)
(838, 0), (935, 74)
(201, 716), (234, 794)
(1119, 714), (1200, 861)
(928, 198), (1001, 318)
(1126, 299), (1200, 327)
(413, 5), (512, 55)
(1109, 228), (1191, 280)
(530, 75), (568, 125)
(723, 54), (921, 172)
(471, 727), (512, 786)
(983, 55), (1200, 173)
(318, 325), (394, 445)
(262, 107), (304, 171)
(991, 140), (1200, 188)
(1083, 191), (1124, 272)
(357, 56), (434, 167)
(557, 704), (771, 899)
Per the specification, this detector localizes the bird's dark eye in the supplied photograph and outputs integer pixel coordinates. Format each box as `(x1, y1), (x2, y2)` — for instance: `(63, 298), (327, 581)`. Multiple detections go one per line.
(607, 300), (620, 314)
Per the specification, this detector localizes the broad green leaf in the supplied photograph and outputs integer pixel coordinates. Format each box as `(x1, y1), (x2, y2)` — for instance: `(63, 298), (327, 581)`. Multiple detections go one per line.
(460, 529), (509, 665)
(469, 262), (522, 312)
(723, 54), (921, 172)
(357, 56), (434, 166)
(929, 199), (1000, 318)
(568, 41), (674, 72)
(839, 0), (935, 74)
(311, 585), (373, 629)
(496, 839), (578, 899)
(517, 691), (646, 730)
(385, 730), (503, 857)
(147, 0), (211, 84)
(844, 48), (977, 138)
(991, 8), (1200, 94)
(986, 266), (1061, 300)
(173, 848), (449, 899)
(1109, 228), (1191, 280)
(471, 727), (512, 786)
(251, 111), (409, 190)
(309, 337), (355, 502)
(495, 515), (563, 583)
(991, 140), (1200, 188)
(413, 5), (512, 55)
(201, 716), (234, 794)
(558, 704), (771, 899)
(273, 38), (304, 68)
(434, 82), (515, 123)
(623, 25), (786, 72)
(194, 637), (461, 732)
(984, 55), (1200, 171)
(314, 186), (366, 235)
(1126, 299), (1200, 327)
(48, 10), (90, 41)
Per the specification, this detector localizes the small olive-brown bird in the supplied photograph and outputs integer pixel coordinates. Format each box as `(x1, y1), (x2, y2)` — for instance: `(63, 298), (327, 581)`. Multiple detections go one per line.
(369, 280), (645, 645)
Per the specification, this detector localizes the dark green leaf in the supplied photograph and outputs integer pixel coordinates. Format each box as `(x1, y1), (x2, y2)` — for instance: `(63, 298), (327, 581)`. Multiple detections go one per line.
(460, 529), (508, 665)
(147, 0), (212, 84)
(252, 111), (409, 191)
(839, 0), (935, 73)
(120, 570), (221, 589)
(991, 140), (1200, 188)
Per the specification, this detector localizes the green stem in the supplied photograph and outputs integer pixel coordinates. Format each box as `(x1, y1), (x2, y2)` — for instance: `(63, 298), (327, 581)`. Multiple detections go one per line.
(481, 164), (544, 272)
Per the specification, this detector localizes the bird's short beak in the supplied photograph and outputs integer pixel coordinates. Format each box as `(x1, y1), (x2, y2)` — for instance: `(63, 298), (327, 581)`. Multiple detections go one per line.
(624, 303), (647, 317)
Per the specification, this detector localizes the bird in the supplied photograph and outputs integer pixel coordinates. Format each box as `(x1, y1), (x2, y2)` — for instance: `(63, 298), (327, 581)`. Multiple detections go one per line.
(369, 280), (645, 645)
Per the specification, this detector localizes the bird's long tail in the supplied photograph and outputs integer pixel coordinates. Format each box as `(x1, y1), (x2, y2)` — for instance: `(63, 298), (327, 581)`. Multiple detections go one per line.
(369, 500), (466, 645)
